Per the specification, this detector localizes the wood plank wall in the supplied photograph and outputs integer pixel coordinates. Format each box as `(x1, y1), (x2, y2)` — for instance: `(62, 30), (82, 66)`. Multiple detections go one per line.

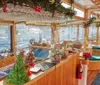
(24, 53), (79, 85)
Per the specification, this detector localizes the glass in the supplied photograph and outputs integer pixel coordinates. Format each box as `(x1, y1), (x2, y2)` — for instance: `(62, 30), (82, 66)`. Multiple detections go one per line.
(59, 26), (77, 43)
(88, 24), (96, 41)
(74, 8), (84, 18)
(0, 25), (11, 54)
(79, 25), (84, 41)
(16, 24), (51, 52)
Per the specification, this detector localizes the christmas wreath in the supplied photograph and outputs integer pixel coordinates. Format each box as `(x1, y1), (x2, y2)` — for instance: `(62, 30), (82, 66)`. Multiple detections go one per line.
(0, 0), (76, 18)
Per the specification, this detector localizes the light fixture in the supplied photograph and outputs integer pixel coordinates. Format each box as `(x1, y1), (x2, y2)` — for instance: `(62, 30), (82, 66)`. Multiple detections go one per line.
(61, 2), (70, 8)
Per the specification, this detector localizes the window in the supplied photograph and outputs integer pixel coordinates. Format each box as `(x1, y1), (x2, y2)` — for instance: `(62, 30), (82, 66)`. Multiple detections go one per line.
(74, 8), (84, 17)
(16, 24), (51, 52)
(79, 25), (84, 41)
(88, 24), (96, 39)
(59, 26), (77, 43)
(61, 2), (70, 8)
(0, 25), (11, 54)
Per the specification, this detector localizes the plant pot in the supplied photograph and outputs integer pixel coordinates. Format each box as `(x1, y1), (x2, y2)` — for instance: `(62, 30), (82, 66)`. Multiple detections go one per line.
(82, 59), (89, 65)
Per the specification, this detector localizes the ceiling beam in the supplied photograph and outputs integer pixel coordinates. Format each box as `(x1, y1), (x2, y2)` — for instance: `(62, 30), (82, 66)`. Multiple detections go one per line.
(63, 0), (87, 11)
(0, 19), (14, 24)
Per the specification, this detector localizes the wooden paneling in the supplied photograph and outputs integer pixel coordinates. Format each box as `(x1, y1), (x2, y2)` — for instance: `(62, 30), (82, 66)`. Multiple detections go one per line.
(11, 22), (16, 55)
(24, 53), (79, 85)
(0, 56), (15, 68)
(87, 70), (99, 85)
(88, 60), (100, 70)
(24, 66), (56, 85)
(56, 63), (63, 85)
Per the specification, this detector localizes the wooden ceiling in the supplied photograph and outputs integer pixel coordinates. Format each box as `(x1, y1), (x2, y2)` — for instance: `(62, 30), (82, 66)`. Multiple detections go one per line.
(75, 0), (100, 16)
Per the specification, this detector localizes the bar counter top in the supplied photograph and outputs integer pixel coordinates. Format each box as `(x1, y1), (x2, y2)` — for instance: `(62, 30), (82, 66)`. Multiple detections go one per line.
(0, 53), (79, 85)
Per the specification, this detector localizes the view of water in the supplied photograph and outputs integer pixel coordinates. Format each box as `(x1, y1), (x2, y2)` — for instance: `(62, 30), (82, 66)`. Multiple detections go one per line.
(0, 24), (97, 53)
(0, 26), (11, 53)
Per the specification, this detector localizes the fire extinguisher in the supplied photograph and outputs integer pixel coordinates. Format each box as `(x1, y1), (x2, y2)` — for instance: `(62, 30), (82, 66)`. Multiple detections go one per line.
(76, 61), (83, 79)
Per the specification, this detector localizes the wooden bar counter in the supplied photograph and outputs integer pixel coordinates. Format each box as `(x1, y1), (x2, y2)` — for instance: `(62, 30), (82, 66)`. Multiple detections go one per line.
(0, 53), (79, 85)
(24, 53), (79, 85)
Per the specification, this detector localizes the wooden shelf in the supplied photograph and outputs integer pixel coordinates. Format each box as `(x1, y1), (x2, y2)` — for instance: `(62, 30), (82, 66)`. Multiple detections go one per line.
(0, 56), (15, 68)
(29, 45), (51, 50)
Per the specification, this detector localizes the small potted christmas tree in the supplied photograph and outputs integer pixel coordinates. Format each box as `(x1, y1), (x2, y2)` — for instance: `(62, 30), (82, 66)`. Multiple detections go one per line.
(5, 51), (29, 85)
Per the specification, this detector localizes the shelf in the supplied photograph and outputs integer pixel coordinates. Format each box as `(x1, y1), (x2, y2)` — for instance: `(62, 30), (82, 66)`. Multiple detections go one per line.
(29, 45), (51, 50)
(0, 56), (15, 68)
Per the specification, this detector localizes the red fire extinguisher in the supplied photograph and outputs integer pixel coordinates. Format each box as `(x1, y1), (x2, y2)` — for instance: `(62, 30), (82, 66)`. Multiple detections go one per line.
(76, 61), (83, 79)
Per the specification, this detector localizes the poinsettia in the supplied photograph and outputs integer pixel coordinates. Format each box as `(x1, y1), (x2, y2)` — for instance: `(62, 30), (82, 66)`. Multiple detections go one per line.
(83, 52), (92, 60)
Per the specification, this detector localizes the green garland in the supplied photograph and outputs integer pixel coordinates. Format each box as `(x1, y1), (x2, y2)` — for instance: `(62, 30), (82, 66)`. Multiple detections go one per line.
(83, 17), (96, 28)
(96, 22), (100, 27)
(0, 0), (76, 18)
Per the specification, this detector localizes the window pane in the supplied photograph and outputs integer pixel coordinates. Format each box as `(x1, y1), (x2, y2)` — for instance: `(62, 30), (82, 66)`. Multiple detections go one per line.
(0, 25), (11, 53)
(74, 8), (84, 17)
(59, 26), (77, 43)
(88, 24), (96, 41)
(79, 25), (84, 41)
(16, 24), (51, 52)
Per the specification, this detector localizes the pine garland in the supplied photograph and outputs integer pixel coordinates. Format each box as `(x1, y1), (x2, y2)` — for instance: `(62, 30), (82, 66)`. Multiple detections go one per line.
(96, 22), (100, 27)
(83, 17), (96, 28)
(0, 0), (76, 18)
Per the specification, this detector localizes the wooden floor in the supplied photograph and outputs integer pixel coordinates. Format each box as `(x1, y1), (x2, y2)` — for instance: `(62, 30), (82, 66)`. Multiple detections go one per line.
(87, 70), (99, 85)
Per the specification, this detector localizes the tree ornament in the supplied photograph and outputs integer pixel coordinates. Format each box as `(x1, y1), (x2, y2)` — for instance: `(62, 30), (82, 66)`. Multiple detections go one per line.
(27, 68), (32, 77)
(30, 62), (35, 67)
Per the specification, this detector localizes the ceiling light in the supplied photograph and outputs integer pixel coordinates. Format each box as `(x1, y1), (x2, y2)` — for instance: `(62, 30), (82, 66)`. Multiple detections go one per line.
(61, 3), (70, 8)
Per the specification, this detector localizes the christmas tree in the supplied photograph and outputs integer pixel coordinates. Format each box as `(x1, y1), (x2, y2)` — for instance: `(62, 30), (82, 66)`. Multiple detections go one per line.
(6, 52), (30, 85)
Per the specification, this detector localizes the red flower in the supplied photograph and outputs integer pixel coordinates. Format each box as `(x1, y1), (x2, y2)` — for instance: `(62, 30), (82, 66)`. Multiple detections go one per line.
(83, 52), (92, 59)
(68, 50), (73, 53)
(30, 62), (35, 67)
(27, 70), (32, 77)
